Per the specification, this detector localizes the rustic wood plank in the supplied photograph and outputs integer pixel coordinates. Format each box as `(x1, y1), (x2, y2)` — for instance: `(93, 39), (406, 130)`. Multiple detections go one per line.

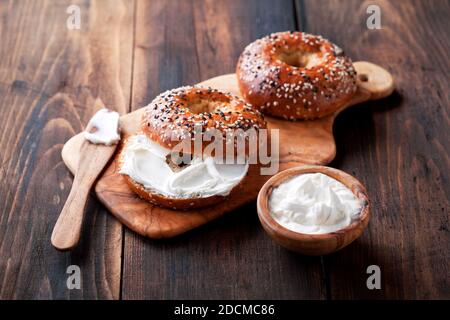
(122, 0), (327, 299)
(296, 0), (450, 299)
(0, 0), (134, 299)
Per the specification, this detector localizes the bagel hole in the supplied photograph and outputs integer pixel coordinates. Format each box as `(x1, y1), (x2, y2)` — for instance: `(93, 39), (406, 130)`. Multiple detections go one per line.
(275, 50), (321, 68)
(358, 73), (369, 82)
(87, 126), (98, 134)
(187, 98), (229, 114)
(166, 152), (192, 172)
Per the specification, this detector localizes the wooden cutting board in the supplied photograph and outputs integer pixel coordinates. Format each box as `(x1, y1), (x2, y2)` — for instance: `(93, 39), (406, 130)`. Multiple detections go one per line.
(62, 61), (394, 238)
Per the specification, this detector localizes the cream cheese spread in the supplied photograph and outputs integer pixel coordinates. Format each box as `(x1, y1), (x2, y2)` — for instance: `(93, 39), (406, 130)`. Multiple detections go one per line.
(119, 134), (249, 198)
(269, 173), (363, 234)
(84, 108), (120, 145)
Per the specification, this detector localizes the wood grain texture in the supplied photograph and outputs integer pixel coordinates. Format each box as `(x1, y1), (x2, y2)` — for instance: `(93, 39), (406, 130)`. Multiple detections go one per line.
(296, 0), (450, 299)
(0, 0), (448, 300)
(0, 0), (134, 299)
(120, 0), (328, 299)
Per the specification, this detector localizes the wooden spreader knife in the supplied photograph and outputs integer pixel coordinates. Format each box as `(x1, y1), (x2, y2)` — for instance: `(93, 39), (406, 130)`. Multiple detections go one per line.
(51, 108), (120, 251)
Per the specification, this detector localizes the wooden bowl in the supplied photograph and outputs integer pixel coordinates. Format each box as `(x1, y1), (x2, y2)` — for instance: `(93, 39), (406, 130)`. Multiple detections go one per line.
(257, 165), (370, 255)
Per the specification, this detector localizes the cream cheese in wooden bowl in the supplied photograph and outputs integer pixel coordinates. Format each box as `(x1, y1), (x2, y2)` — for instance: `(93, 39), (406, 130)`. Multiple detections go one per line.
(257, 165), (370, 255)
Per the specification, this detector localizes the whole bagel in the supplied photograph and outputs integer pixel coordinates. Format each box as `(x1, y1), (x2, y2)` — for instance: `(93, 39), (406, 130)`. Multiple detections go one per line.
(237, 31), (357, 120)
(141, 86), (266, 157)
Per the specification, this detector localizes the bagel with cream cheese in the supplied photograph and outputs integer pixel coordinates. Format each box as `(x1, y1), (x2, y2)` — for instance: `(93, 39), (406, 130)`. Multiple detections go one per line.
(119, 86), (266, 210)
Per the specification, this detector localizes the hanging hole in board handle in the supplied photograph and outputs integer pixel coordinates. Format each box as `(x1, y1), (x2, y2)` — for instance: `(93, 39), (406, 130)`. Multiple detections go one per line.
(353, 61), (395, 100)
(358, 73), (369, 82)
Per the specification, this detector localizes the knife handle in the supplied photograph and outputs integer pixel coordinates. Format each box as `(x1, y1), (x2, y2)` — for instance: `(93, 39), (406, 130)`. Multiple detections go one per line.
(51, 176), (93, 250)
(51, 141), (117, 251)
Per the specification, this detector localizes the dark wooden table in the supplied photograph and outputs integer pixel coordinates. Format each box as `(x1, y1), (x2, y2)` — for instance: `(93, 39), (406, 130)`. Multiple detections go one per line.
(0, 0), (448, 300)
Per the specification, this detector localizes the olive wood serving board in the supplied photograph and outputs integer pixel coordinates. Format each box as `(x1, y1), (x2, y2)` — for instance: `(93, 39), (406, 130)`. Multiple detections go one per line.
(61, 61), (394, 238)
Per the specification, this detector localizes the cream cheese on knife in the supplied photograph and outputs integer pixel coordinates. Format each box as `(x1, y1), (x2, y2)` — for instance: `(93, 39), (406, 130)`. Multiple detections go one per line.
(84, 108), (120, 145)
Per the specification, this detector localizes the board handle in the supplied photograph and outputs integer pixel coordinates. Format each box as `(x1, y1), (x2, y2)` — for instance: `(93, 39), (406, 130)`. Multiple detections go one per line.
(353, 61), (395, 100)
